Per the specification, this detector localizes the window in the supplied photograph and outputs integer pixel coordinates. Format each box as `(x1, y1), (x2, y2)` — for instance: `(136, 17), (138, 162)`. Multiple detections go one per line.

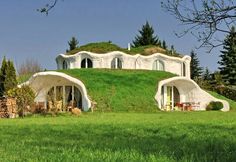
(81, 58), (93, 68)
(47, 86), (83, 111)
(182, 62), (186, 76)
(152, 59), (165, 71)
(111, 57), (122, 69)
(62, 60), (68, 69)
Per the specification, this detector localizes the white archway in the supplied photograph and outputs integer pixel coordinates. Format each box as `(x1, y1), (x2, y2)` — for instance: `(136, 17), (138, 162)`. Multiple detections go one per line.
(21, 71), (91, 111)
(155, 77), (229, 111)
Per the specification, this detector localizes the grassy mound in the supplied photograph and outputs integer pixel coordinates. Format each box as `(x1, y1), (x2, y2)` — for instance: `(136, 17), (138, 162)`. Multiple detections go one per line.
(59, 69), (174, 112)
(0, 112), (236, 161)
(66, 42), (183, 57)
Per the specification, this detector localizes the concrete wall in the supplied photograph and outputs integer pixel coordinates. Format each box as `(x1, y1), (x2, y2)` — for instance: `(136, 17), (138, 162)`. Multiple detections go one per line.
(56, 51), (191, 78)
(155, 77), (230, 111)
(20, 72), (91, 111)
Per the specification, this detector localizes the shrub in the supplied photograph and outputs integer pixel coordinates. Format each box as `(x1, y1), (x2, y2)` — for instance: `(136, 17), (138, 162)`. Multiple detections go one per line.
(215, 86), (236, 101)
(7, 85), (35, 117)
(206, 101), (223, 111)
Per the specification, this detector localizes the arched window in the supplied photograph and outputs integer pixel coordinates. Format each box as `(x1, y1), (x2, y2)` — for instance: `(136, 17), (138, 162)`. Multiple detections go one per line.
(81, 58), (93, 68)
(62, 60), (68, 69)
(182, 62), (186, 76)
(152, 59), (165, 71)
(111, 57), (122, 69)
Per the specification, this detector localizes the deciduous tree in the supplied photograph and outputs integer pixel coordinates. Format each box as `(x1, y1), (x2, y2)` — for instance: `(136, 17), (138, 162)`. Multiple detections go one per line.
(162, 0), (236, 51)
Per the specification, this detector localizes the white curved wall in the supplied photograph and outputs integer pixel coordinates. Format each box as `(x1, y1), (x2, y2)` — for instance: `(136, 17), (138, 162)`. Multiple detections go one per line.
(155, 77), (230, 111)
(20, 71), (91, 111)
(56, 51), (191, 78)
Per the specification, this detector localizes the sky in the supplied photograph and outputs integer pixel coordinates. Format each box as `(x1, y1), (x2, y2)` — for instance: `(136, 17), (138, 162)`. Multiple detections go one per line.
(0, 0), (224, 72)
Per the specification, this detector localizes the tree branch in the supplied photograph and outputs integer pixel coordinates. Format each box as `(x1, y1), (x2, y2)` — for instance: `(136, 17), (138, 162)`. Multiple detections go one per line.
(161, 0), (236, 52)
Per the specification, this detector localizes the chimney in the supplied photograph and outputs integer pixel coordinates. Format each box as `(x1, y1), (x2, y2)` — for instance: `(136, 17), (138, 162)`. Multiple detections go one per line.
(128, 43), (131, 51)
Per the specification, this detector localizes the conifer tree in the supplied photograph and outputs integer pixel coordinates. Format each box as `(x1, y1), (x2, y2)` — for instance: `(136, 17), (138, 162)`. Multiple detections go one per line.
(219, 26), (236, 85)
(132, 22), (159, 47)
(162, 40), (167, 49)
(0, 57), (7, 96)
(0, 57), (17, 96)
(190, 50), (203, 80)
(203, 67), (211, 81)
(4, 60), (17, 92)
(67, 37), (79, 52)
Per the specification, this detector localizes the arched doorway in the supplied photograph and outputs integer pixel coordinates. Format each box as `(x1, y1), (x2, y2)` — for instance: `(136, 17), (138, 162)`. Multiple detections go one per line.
(162, 85), (180, 110)
(47, 85), (83, 112)
(111, 57), (122, 69)
(81, 58), (93, 68)
(153, 59), (165, 71)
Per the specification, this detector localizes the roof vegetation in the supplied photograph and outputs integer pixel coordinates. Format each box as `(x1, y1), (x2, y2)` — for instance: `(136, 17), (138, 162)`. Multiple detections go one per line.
(66, 42), (183, 58)
(59, 69), (175, 112)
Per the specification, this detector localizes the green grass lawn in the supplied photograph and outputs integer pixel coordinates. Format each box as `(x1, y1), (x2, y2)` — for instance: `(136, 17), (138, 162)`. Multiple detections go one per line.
(59, 69), (175, 112)
(0, 112), (236, 162)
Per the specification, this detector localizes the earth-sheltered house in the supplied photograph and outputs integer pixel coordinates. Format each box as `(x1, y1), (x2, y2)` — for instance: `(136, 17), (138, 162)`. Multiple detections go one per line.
(22, 44), (229, 112)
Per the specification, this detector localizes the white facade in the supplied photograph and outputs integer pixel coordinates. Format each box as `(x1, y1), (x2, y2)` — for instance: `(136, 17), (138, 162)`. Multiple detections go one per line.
(155, 77), (230, 111)
(21, 72), (91, 111)
(56, 51), (191, 78)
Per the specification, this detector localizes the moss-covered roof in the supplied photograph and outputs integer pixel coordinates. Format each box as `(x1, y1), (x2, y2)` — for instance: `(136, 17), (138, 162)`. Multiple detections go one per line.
(66, 42), (183, 58)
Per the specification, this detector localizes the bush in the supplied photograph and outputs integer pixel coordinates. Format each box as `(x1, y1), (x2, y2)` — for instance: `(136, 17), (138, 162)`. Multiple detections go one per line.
(206, 101), (223, 111)
(215, 86), (236, 101)
(7, 85), (35, 117)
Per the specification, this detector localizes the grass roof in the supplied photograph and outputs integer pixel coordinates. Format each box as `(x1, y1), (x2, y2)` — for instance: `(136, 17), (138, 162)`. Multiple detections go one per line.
(59, 69), (175, 112)
(66, 42), (183, 58)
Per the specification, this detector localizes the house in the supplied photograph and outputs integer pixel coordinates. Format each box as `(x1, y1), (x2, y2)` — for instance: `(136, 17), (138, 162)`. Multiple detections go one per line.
(22, 44), (229, 112)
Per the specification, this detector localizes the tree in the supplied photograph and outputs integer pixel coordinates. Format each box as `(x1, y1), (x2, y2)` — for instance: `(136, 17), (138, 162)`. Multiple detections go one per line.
(18, 58), (42, 75)
(7, 85), (35, 117)
(218, 26), (236, 85)
(38, 0), (59, 15)
(190, 50), (203, 80)
(0, 57), (17, 96)
(162, 0), (236, 51)
(203, 67), (211, 81)
(0, 57), (7, 96)
(67, 37), (79, 52)
(132, 21), (159, 47)
(4, 60), (17, 92)
(162, 40), (167, 49)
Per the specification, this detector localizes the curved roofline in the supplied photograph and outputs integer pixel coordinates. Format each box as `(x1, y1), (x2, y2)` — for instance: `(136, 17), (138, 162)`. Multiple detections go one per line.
(56, 51), (191, 62)
(155, 76), (229, 111)
(20, 71), (91, 111)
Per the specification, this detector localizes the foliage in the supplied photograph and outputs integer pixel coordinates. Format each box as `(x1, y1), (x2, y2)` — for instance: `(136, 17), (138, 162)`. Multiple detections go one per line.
(7, 85), (35, 117)
(132, 21), (159, 47)
(67, 36), (79, 52)
(18, 58), (42, 76)
(215, 86), (236, 101)
(162, 40), (167, 49)
(162, 0), (236, 51)
(59, 69), (175, 112)
(0, 112), (236, 161)
(0, 57), (7, 96)
(0, 57), (17, 96)
(206, 101), (223, 111)
(219, 26), (236, 85)
(66, 42), (183, 57)
(190, 50), (202, 80)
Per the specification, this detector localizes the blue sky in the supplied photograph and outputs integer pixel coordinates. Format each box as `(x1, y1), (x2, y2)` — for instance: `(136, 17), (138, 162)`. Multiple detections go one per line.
(0, 0), (224, 72)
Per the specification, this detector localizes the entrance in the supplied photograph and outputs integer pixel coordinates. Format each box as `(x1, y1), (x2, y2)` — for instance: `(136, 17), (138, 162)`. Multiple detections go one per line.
(47, 85), (82, 112)
(163, 86), (180, 110)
